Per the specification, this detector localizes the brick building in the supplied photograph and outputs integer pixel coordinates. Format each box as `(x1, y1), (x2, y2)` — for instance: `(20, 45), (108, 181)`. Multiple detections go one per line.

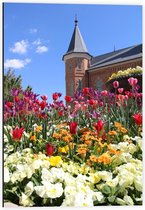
(63, 18), (142, 96)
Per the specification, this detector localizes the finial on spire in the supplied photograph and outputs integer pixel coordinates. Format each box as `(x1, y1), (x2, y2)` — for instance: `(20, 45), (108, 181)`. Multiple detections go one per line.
(75, 14), (78, 26)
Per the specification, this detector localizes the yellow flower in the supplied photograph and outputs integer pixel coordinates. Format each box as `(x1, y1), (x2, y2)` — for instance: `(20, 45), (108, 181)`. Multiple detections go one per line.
(49, 156), (62, 166)
(58, 145), (69, 154)
(35, 126), (42, 133)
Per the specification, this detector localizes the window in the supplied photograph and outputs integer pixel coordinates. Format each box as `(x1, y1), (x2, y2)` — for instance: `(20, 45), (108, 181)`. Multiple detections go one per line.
(96, 80), (102, 92)
(78, 79), (82, 92)
(77, 58), (81, 70)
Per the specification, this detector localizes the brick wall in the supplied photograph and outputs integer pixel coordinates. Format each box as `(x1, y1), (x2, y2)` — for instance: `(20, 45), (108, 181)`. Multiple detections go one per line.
(87, 58), (142, 90)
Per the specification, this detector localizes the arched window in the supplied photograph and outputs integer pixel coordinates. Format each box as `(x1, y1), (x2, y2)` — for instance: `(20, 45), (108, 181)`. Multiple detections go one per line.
(69, 81), (73, 96)
(96, 80), (102, 92)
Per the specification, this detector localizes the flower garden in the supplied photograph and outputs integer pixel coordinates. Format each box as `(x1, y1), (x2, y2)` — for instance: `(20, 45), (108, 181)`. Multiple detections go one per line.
(4, 71), (143, 206)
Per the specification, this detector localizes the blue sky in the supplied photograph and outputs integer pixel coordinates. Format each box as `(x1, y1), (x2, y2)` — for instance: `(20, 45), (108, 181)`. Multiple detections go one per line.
(4, 3), (142, 101)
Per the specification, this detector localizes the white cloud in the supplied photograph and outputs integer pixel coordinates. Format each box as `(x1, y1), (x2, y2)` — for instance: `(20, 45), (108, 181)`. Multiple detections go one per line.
(29, 28), (38, 34)
(10, 40), (28, 54)
(36, 45), (48, 54)
(4, 58), (31, 69)
(32, 38), (42, 46)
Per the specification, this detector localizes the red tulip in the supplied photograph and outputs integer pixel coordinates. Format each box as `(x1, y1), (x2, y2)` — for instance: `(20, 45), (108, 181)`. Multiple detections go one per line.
(14, 96), (20, 102)
(40, 101), (47, 110)
(133, 113), (142, 126)
(82, 87), (90, 94)
(52, 93), (59, 101)
(101, 90), (108, 96)
(113, 81), (119, 89)
(46, 143), (54, 156)
(69, 121), (77, 135)
(65, 95), (72, 103)
(94, 120), (104, 133)
(7, 102), (13, 108)
(12, 127), (24, 142)
(41, 95), (48, 100)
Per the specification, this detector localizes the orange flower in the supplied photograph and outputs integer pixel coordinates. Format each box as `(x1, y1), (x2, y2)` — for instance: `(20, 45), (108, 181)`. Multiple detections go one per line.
(114, 122), (122, 129)
(120, 127), (127, 133)
(53, 132), (61, 139)
(90, 155), (98, 163)
(108, 131), (117, 135)
(63, 135), (72, 142)
(77, 147), (87, 155)
(30, 135), (36, 141)
(69, 142), (75, 149)
(98, 153), (111, 165)
(109, 147), (121, 155)
(84, 140), (92, 146)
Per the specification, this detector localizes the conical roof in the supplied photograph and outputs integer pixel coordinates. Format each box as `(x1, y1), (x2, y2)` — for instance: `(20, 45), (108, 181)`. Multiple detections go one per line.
(66, 18), (88, 54)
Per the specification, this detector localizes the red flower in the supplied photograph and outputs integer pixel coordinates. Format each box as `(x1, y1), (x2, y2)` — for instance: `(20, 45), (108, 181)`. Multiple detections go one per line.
(94, 120), (104, 133)
(46, 143), (54, 156)
(52, 93), (59, 101)
(69, 121), (77, 135)
(41, 95), (48, 100)
(65, 95), (72, 103)
(7, 102), (13, 108)
(40, 101), (48, 110)
(58, 111), (63, 117)
(113, 81), (119, 89)
(82, 87), (90, 94)
(12, 127), (24, 142)
(133, 113), (142, 126)
(14, 96), (20, 102)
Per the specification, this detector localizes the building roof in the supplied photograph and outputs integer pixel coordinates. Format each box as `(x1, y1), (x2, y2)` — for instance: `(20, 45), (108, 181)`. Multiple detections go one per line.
(65, 18), (89, 54)
(89, 44), (142, 70)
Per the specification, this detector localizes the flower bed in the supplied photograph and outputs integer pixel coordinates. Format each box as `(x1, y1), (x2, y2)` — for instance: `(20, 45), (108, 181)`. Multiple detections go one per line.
(106, 66), (142, 92)
(4, 75), (142, 206)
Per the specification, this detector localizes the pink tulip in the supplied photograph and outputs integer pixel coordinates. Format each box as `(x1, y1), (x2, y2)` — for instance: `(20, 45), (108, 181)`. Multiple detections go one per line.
(113, 81), (119, 88)
(128, 77), (138, 86)
(118, 88), (124, 94)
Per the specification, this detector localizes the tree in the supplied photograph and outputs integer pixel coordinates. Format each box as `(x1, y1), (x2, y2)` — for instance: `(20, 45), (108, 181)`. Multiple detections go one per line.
(4, 68), (22, 101)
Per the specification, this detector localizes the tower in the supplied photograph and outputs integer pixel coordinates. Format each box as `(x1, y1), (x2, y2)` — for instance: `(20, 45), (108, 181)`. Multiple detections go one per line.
(63, 17), (92, 96)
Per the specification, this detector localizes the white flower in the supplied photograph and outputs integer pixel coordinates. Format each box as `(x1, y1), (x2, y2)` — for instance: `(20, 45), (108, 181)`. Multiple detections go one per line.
(23, 131), (30, 138)
(41, 168), (53, 183)
(106, 176), (119, 188)
(134, 176), (142, 192)
(123, 195), (134, 205)
(19, 193), (34, 206)
(93, 191), (104, 202)
(31, 159), (43, 170)
(50, 167), (65, 182)
(4, 167), (10, 183)
(98, 171), (112, 181)
(25, 181), (34, 196)
(4, 134), (8, 142)
(116, 197), (126, 205)
(34, 183), (63, 199)
(64, 185), (77, 196)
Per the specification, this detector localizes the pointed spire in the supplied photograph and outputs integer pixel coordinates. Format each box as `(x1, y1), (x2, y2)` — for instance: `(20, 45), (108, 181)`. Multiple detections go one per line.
(75, 14), (78, 26)
(66, 17), (88, 54)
